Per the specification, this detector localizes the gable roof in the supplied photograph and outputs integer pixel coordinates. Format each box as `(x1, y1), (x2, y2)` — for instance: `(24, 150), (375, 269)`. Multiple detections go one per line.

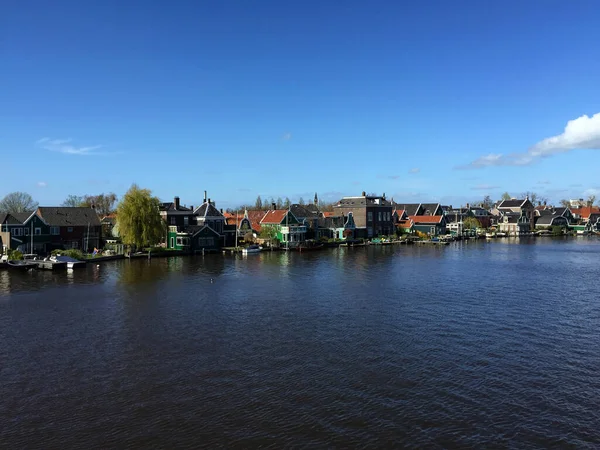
(498, 199), (529, 208)
(290, 204), (320, 219)
(159, 202), (192, 212)
(409, 215), (444, 224)
(397, 219), (414, 229)
(571, 206), (600, 219)
(261, 209), (295, 224)
(420, 203), (441, 215)
(193, 202), (224, 218)
(37, 207), (101, 226)
(322, 211), (337, 218)
(535, 215), (568, 226)
(394, 203), (421, 216)
(0, 213), (22, 225)
(11, 211), (35, 223)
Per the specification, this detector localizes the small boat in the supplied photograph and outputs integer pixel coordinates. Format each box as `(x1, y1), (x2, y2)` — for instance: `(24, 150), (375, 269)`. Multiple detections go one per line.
(7, 260), (36, 271)
(485, 233), (495, 239)
(50, 255), (87, 269)
(242, 245), (262, 254)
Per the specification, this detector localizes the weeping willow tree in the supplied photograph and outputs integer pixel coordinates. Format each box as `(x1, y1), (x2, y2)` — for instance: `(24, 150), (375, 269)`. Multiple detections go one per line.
(116, 184), (165, 250)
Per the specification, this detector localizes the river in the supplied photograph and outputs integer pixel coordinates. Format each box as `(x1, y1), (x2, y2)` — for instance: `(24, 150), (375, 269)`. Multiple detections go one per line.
(1, 238), (600, 448)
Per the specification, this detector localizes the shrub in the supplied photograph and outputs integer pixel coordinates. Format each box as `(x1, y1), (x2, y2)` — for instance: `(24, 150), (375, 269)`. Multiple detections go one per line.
(7, 249), (23, 260)
(51, 249), (84, 260)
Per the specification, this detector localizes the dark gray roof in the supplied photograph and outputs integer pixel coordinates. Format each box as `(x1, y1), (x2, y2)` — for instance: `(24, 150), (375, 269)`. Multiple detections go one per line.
(12, 211), (35, 223)
(535, 215), (568, 226)
(0, 213), (21, 225)
(504, 213), (522, 223)
(290, 204), (320, 219)
(553, 207), (570, 217)
(394, 203), (421, 216)
(38, 207), (101, 226)
(588, 213), (600, 223)
(319, 216), (346, 228)
(160, 202), (192, 212)
(498, 199), (526, 208)
(184, 224), (221, 236)
(193, 202), (223, 217)
(420, 203), (441, 215)
(336, 196), (392, 208)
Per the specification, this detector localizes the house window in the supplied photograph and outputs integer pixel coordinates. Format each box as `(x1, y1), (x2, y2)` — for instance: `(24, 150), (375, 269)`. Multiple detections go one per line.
(71, 241), (78, 249)
(24, 228), (29, 236)
(176, 237), (183, 246)
(170, 237), (175, 248)
(184, 216), (189, 227)
(367, 212), (373, 222)
(378, 212), (382, 221)
(170, 216), (176, 225)
(35, 228), (41, 235)
(430, 227), (436, 234)
(12, 228), (22, 236)
(51, 227), (60, 235)
(67, 227), (73, 232)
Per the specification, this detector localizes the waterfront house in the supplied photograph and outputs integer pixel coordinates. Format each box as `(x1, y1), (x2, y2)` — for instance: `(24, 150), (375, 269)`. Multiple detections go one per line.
(260, 208), (306, 245)
(534, 214), (569, 229)
(318, 212), (356, 240)
(408, 215), (447, 236)
(290, 203), (322, 239)
(392, 209), (407, 223)
(160, 196), (195, 231)
(393, 203), (442, 217)
(37, 207), (102, 252)
(223, 211), (253, 240)
(246, 210), (268, 234)
(498, 212), (530, 236)
(101, 213), (117, 242)
(570, 206), (600, 224)
(167, 194), (228, 251)
(334, 192), (394, 238)
(497, 198), (536, 231)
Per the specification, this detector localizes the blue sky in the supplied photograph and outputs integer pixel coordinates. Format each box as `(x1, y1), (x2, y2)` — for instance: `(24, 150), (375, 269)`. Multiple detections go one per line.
(2, 0), (600, 209)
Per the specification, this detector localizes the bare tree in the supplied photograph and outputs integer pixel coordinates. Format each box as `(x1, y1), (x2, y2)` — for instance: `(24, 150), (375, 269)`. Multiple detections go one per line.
(481, 195), (493, 209)
(560, 199), (570, 208)
(255, 195), (263, 210)
(284, 197), (291, 208)
(298, 197), (305, 205)
(62, 195), (85, 207)
(276, 197), (283, 209)
(0, 192), (38, 214)
(587, 195), (596, 207)
(520, 191), (547, 206)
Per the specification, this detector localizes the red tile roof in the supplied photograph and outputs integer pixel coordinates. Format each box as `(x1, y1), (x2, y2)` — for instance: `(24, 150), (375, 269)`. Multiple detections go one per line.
(260, 209), (289, 224)
(322, 212), (336, 218)
(397, 219), (414, 229)
(409, 215), (444, 224)
(246, 210), (267, 232)
(571, 206), (600, 219)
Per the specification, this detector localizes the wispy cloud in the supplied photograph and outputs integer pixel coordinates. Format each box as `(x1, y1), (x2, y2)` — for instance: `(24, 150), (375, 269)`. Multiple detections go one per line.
(408, 168), (420, 174)
(37, 137), (103, 155)
(537, 180), (552, 186)
(470, 184), (500, 191)
(457, 112), (600, 169)
(36, 181), (47, 188)
(282, 132), (292, 141)
(351, 181), (361, 186)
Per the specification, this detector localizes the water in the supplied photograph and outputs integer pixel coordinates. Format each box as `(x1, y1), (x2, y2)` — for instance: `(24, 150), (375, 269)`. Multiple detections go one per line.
(1, 239), (600, 448)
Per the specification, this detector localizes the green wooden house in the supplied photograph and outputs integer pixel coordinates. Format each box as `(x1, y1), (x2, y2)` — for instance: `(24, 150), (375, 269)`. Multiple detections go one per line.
(260, 209), (306, 244)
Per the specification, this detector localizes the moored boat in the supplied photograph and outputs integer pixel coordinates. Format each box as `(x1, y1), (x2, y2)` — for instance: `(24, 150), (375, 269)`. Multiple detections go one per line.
(242, 245), (262, 254)
(7, 260), (36, 271)
(50, 255), (87, 269)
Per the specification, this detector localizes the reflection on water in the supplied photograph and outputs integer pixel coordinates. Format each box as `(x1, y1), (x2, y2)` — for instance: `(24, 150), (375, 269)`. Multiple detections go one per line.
(2, 239), (600, 447)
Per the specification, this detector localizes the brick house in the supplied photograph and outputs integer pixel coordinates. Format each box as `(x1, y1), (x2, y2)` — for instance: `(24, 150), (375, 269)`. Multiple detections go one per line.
(37, 207), (102, 251)
(333, 192), (394, 238)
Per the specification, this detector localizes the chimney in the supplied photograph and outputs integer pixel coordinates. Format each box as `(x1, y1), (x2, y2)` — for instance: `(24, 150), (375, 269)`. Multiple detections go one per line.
(208, 198), (211, 205)
(174, 196), (180, 210)
(466, 203), (470, 209)
(204, 191), (207, 203)
(272, 202), (276, 210)
(383, 192), (386, 199)
(190, 205), (194, 212)
(362, 191), (366, 196)
(220, 208), (223, 214)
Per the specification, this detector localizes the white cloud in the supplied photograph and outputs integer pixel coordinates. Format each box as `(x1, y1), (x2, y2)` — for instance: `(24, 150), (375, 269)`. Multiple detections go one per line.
(37, 181), (47, 187)
(282, 132), (292, 141)
(37, 137), (103, 155)
(408, 168), (420, 174)
(529, 113), (600, 156)
(458, 112), (600, 169)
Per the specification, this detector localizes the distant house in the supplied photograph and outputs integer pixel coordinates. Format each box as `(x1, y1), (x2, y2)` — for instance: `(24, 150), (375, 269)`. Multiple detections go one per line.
(246, 210), (268, 234)
(409, 215), (447, 236)
(334, 192), (394, 238)
(166, 193), (229, 252)
(498, 212), (530, 236)
(393, 203), (442, 217)
(535, 214), (569, 229)
(159, 196), (195, 231)
(260, 209), (306, 245)
(290, 203), (322, 239)
(318, 212), (356, 240)
(497, 198), (536, 231)
(37, 207), (102, 252)
(223, 211), (253, 240)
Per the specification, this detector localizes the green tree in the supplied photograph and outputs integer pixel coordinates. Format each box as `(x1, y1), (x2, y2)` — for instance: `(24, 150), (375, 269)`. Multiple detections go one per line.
(259, 225), (278, 247)
(116, 184), (165, 250)
(62, 195), (85, 207)
(463, 217), (481, 230)
(284, 197), (291, 208)
(0, 192), (38, 214)
(501, 192), (511, 201)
